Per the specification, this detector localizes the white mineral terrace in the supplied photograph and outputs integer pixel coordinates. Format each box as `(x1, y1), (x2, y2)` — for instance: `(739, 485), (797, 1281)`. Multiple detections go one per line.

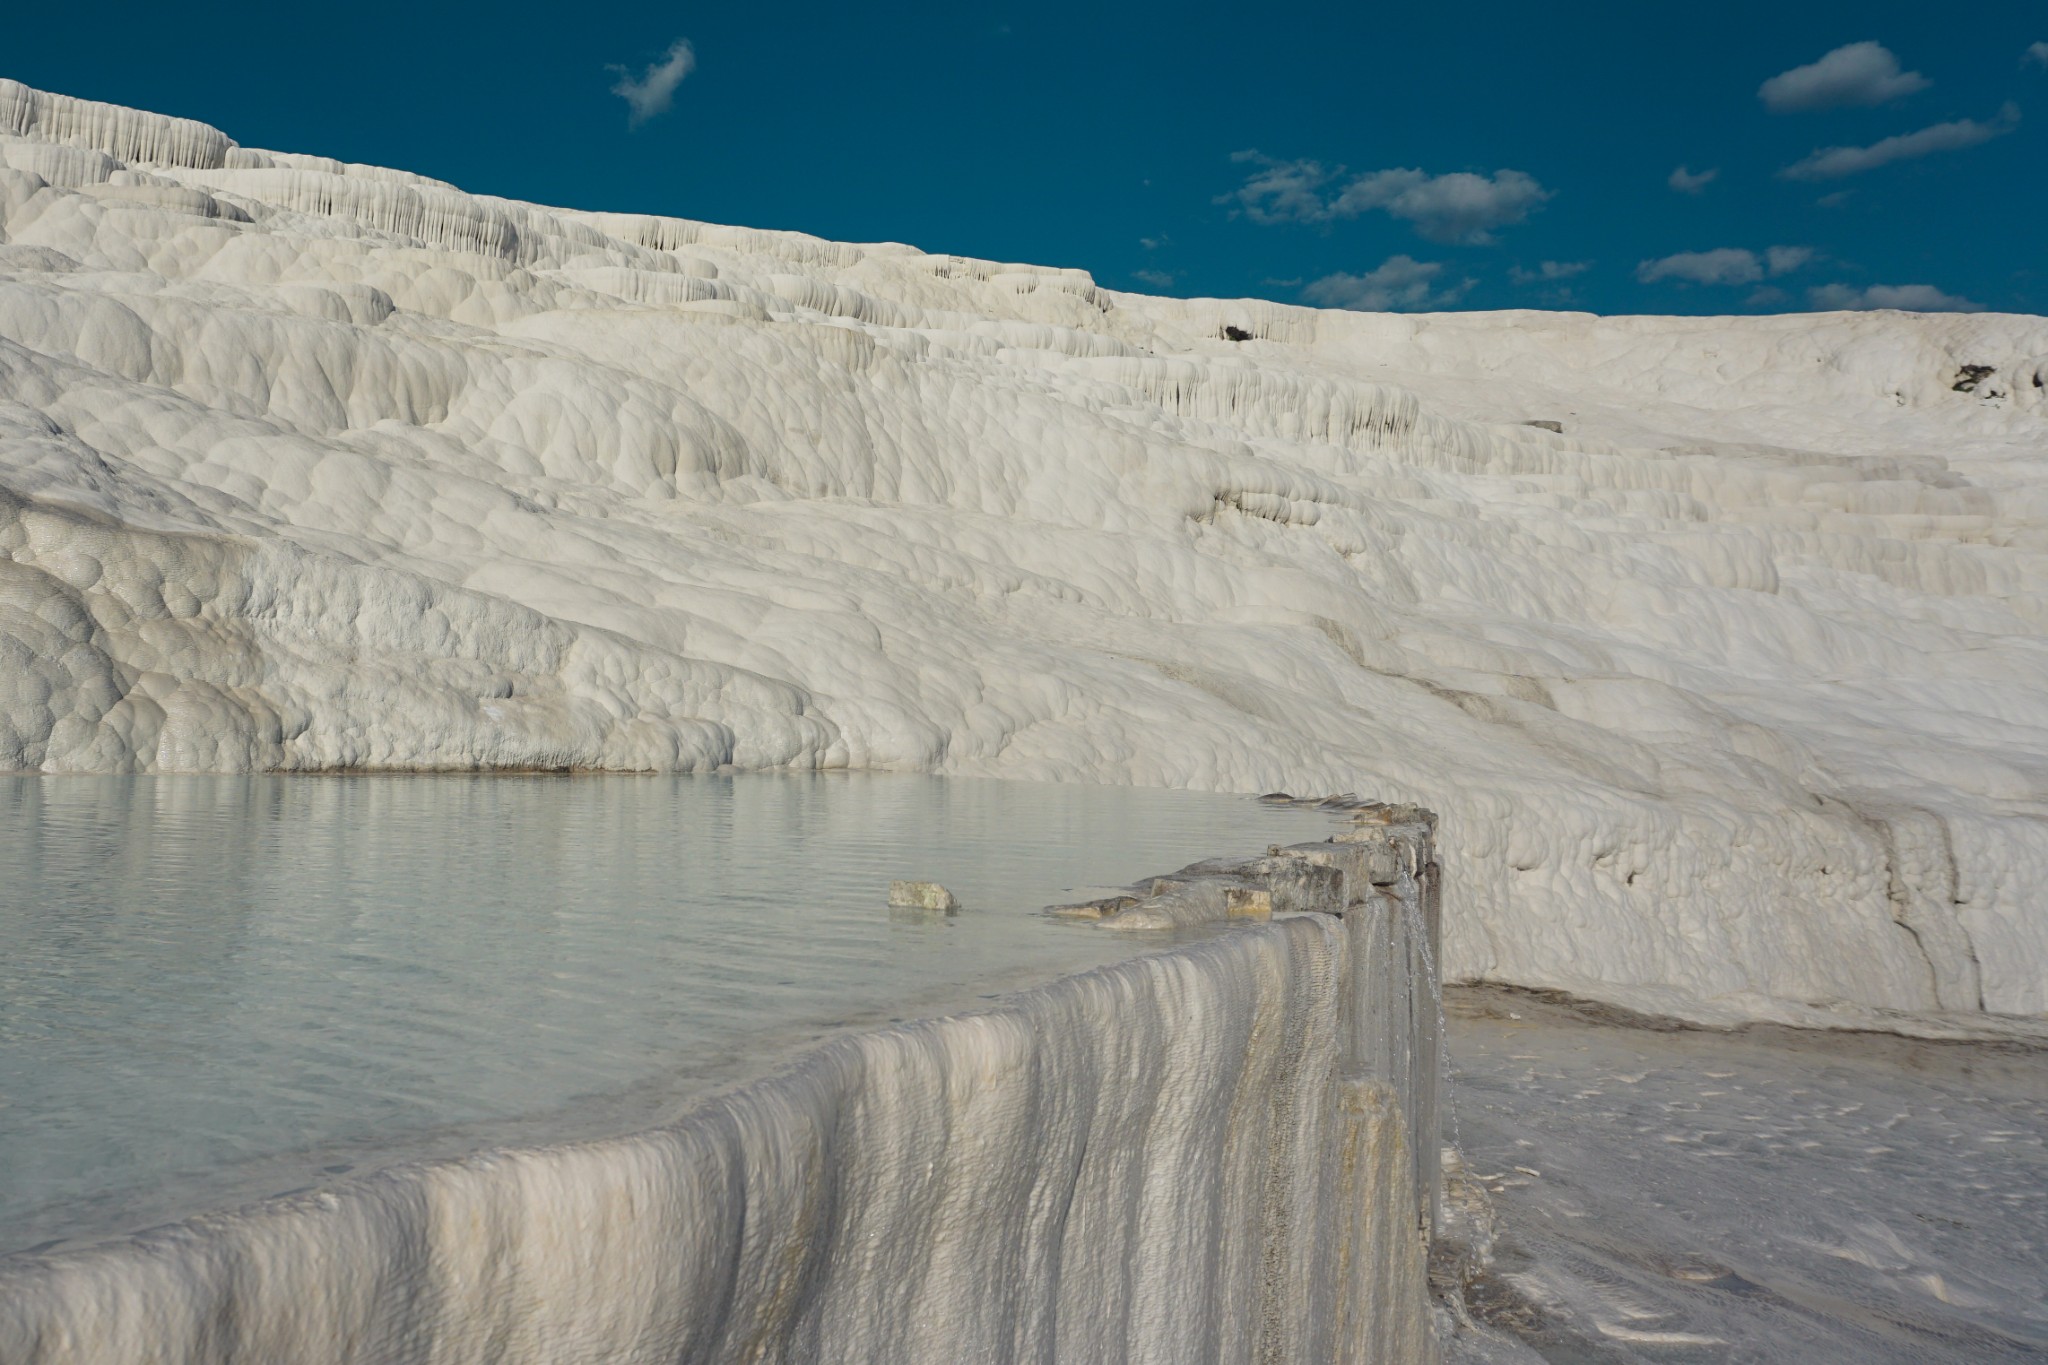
(0, 774), (1336, 1254)
(2, 79), (2045, 1029)
(0, 791), (1449, 1364)
(7, 71), (2048, 1365)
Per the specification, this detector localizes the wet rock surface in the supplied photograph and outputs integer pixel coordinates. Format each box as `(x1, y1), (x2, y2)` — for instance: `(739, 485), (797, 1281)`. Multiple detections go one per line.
(1443, 986), (2048, 1362)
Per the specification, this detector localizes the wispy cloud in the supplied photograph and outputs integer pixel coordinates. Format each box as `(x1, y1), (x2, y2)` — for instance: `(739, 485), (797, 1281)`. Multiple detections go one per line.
(1808, 282), (1983, 312)
(1668, 166), (1719, 194)
(1638, 248), (1762, 286)
(1781, 103), (2019, 180)
(1301, 256), (1475, 311)
(1334, 169), (1551, 245)
(1227, 153), (1333, 224)
(1131, 268), (1177, 289)
(1759, 41), (1929, 112)
(1224, 155), (1551, 244)
(1765, 245), (1815, 275)
(2027, 42), (2048, 68)
(1510, 260), (1591, 285)
(609, 38), (696, 127)
(1637, 246), (1813, 286)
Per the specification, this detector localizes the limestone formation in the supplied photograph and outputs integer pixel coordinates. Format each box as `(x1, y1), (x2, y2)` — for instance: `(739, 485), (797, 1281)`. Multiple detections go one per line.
(887, 879), (959, 912)
(2, 79), (2045, 1024)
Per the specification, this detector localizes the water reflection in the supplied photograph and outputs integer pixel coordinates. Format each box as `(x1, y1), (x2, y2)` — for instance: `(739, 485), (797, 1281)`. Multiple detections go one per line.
(0, 773), (1328, 1250)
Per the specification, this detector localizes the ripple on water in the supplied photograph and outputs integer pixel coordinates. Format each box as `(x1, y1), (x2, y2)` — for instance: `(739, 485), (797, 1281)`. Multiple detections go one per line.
(0, 772), (1334, 1253)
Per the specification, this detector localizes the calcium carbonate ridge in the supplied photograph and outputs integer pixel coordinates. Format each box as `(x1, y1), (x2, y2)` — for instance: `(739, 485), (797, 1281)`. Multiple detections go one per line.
(1, 79), (2045, 1024)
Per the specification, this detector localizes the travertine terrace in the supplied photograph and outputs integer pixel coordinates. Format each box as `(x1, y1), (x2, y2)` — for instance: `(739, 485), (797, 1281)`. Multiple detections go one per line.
(1, 812), (1449, 1365)
(3, 78), (2045, 1024)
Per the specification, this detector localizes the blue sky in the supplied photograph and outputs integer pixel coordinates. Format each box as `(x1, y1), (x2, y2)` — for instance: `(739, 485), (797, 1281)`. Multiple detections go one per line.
(9, 1), (2044, 314)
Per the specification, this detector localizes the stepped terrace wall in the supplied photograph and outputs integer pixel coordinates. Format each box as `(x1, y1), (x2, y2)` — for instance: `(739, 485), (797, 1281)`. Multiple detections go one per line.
(0, 810), (1444, 1365)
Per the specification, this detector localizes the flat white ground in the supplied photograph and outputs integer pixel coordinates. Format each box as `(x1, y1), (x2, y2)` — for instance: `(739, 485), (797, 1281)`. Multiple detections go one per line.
(1444, 990), (2048, 1362)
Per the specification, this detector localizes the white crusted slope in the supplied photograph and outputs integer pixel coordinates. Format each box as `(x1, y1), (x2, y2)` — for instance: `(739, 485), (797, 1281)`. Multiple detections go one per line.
(1, 79), (2045, 1024)
(0, 917), (1439, 1365)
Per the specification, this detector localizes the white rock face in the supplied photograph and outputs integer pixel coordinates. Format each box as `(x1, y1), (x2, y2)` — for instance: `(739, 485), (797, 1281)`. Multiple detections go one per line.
(1, 917), (1438, 1365)
(2, 79), (2044, 1022)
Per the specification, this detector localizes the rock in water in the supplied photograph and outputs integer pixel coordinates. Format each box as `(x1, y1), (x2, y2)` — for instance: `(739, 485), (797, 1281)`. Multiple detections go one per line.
(889, 881), (960, 913)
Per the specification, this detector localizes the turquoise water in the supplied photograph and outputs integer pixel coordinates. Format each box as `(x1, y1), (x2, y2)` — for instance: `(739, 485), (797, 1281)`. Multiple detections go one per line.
(0, 773), (1328, 1253)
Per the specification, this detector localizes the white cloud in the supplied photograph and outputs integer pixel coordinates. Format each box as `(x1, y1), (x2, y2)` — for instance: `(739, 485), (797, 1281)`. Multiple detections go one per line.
(1301, 256), (1475, 311)
(1759, 41), (1929, 112)
(609, 39), (696, 127)
(1765, 245), (1815, 276)
(1638, 248), (1763, 286)
(1781, 103), (2019, 180)
(1332, 168), (1551, 244)
(2027, 42), (2048, 68)
(1131, 268), (1177, 289)
(1807, 282), (1984, 312)
(1668, 166), (1719, 194)
(1224, 155), (1551, 244)
(1510, 260), (1592, 285)
(1637, 246), (1813, 287)
(1226, 153), (1335, 224)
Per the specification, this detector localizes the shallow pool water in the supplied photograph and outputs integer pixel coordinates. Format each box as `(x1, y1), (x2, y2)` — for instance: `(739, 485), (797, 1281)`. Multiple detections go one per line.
(1445, 989), (2048, 1364)
(0, 773), (1330, 1253)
